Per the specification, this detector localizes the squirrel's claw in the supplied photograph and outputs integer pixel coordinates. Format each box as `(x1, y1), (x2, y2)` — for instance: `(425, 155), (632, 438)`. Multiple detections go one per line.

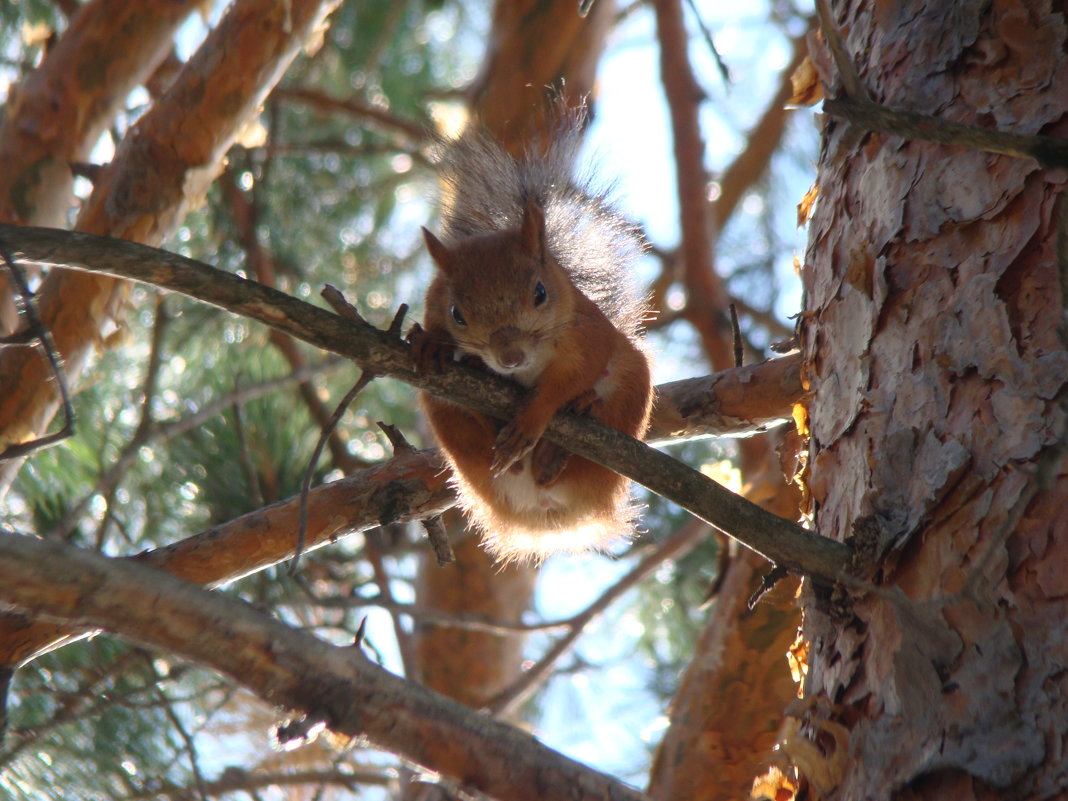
(408, 323), (455, 373)
(491, 419), (539, 477)
(532, 440), (569, 487)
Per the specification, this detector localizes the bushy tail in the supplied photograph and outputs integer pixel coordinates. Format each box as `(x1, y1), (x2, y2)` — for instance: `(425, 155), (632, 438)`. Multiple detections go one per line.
(433, 109), (649, 339)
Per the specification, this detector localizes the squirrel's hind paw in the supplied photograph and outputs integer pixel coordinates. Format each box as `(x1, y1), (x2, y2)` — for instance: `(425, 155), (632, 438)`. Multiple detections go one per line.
(566, 387), (603, 417)
(531, 440), (570, 487)
(490, 419), (541, 477)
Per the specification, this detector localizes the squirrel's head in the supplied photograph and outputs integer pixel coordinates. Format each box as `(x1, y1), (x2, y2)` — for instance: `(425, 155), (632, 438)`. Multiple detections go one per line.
(423, 200), (576, 385)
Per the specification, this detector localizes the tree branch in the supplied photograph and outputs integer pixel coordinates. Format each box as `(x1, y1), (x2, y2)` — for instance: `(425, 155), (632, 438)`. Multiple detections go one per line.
(822, 95), (1068, 169)
(0, 533), (651, 801)
(0, 445), (455, 668)
(654, 0), (734, 369)
(0, 223), (849, 582)
(0, 346), (799, 669)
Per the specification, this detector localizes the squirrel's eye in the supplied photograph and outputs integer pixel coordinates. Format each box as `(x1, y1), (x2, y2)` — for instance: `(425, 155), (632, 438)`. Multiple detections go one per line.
(533, 281), (548, 307)
(450, 305), (467, 326)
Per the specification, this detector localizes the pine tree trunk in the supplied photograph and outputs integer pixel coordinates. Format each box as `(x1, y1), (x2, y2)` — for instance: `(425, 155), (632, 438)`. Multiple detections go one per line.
(798, 2), (1068, 798)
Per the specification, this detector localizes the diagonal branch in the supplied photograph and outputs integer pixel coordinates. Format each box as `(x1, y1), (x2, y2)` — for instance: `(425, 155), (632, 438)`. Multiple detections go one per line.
(0, 445), (455, 668)
(0, 223), (851, 582)
(0, 533), (651, 801)
(0, 346), (799, 669)
(822, 96), (1068, 169)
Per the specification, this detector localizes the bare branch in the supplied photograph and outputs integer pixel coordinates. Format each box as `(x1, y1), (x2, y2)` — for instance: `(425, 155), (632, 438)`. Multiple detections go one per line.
(0, 533), (651, 801)
(0, 240), (74, 461)
(486, 519), (710, 717)
(272, 86), (428, 146)
(0, 445), (455, 668)
(0, 225), (850, 583)
(122, 766), (395, 801)
(822, 95), (1068, 169)
(292, 370), (377, 574)
(813, 0), (870, 102)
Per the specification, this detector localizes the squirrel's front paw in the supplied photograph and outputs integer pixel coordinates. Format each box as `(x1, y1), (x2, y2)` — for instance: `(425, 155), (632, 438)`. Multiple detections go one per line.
(408, 323), (455, 373)
(490, 419), (540, 477)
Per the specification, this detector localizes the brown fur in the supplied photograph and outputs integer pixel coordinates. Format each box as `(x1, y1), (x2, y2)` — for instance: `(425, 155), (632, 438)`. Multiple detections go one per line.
(412, 199), (653, 562)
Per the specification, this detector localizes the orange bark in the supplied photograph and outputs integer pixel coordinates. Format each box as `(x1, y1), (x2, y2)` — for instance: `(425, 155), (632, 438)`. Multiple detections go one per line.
(0, 448), (453, 668)
(0, 0), (198, 228)
(466, 0), (613, 147)
(0, 0), (340, 493)
(649, 550), (800, 801)
(0, 0), (200, 334)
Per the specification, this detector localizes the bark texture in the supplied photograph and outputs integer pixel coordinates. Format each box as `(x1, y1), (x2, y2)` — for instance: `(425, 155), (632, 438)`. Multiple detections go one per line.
(0, 534), (649, 801)
(0, 447), (454, 668)
(0, 0), (339, 492)
(648, 550), (800, 801)
(646, 5), (811, 797)
(797, 2), (1068, 798)
(0, 0), (198, 229)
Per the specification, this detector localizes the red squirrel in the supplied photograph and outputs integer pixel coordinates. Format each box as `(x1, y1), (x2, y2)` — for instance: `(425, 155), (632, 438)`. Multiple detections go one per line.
(409, 117), (653, 562)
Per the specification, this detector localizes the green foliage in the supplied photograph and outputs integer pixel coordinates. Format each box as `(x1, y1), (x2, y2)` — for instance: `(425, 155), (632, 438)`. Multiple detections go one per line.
(2, 640), (186, 801)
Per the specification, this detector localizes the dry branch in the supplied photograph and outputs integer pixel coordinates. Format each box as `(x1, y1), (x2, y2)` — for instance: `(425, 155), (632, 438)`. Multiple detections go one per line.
(822, 96), (1068, 169)
(0, 224), (850, 583)
(646, 352), (802, 442)
(0, 446), (454, 668)
(654, 0), (733, 369)
(0, 0), (201, 228)
(0, 533), (651, 801)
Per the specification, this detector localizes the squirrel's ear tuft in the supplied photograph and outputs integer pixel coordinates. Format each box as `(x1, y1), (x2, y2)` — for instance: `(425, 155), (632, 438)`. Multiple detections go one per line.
(422, 227), (452, 272)
(519, 199), (546, 258)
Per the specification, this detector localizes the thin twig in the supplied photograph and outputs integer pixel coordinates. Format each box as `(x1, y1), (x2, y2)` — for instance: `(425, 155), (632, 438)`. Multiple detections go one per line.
(0, 240), (75, 461)
(813, 0), (871, 102)
(823, 95), (1068, 169)
(682, 0), (730, 85)
(303, 592), (572, 635)
(375, 420), (454, 564)
(157, 685), (210, 801)
(272, 86), (428, 145)
(729, 303), (743, 368)
(122, 768), (394, 801)
(290, 370), (376, 575)
(421, 515), (454, 566)
(91, 298), (171, 549)
(46, 357), (344, 541)
(223, 169), (364, 474)
(485, 520), (709, 717)
(231, 383), (266, 510)
(363, 527), (418, 679)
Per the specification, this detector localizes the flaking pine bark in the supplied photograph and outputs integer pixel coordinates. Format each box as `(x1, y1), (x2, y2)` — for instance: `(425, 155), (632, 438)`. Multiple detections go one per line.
(794, 1), (1068, 799)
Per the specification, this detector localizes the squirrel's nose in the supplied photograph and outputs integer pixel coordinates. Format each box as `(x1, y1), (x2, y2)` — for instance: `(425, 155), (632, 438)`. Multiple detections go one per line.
(490, 327), (528, 371)
(497, 347), (527, 369)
